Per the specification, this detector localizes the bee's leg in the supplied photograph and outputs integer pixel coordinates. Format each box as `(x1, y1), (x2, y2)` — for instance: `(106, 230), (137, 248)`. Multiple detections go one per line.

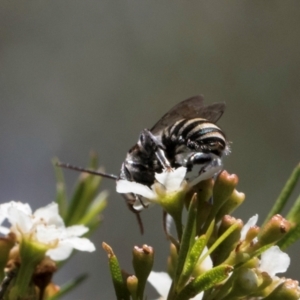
(185, 152), (214, 171)
(124, 195), (145, 235)
(155, 147), (172, 170)
(188, 156), (223, 187)
(142, 129), (172, 170)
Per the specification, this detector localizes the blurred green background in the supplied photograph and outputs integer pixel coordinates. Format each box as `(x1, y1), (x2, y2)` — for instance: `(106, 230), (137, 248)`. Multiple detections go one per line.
(0, 1), (299, 299)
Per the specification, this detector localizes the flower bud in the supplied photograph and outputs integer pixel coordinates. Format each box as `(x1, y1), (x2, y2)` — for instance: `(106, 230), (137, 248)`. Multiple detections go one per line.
(256, 215), (291, 249)
(232, 267), (259, 296)
(126, 275), (138, 299)
(43, 282), (60, 299)
(244, 226), (260, 244)
(132, 244), (154, 300)
(202, 171), (238, 232)
(213, 216), (243, 265)
(216, 190), (245, 222)
(188, 179), (213, 234)
(228, 267), (272, 298)
(213, 171), (239, 209)
(263, 279), (300, 300)
(167, 243), (178, 278)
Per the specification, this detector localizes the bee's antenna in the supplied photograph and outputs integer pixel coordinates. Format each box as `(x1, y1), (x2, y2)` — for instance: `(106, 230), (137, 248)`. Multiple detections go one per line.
(56, 162), (118, 180)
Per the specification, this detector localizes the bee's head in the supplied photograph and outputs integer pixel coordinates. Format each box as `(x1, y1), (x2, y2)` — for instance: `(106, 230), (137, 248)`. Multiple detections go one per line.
(137, 129), (156, 154)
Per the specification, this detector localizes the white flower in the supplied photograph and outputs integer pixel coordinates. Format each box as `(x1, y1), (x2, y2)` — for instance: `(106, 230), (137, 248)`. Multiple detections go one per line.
(238, 245), (291, 293)
(116, 161), (223, 211)
(148, 271), (203, 300)
(238, 215), (291, 291)
(0, 201), (95, 261)
(259, 245), (290, 278)
(116, 167), (187, 210)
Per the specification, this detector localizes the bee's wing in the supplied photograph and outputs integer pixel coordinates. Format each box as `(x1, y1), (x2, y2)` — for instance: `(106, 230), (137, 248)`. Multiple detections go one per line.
(151, 95), (226, 134)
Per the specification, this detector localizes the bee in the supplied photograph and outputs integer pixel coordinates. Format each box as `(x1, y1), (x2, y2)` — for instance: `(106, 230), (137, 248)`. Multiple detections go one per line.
(58, 95), (229, 232)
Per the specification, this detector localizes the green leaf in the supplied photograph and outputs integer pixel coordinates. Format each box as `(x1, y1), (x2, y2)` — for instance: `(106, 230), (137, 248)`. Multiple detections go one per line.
(78, 191), (108, 227)
(170, 195), (197, 298)
(63, 153), (103, 226)
(102, 243), (130, 300)
(48, 274), (88, 300)
(64, 175), (88, 225)
(286, 193), (300, 224)
(177, 235), (207, 291)
(198, 222), (240, 267)
(175, 265), (233, 300)
(65, 172), (102, 226)
(263, 163), (300, 226)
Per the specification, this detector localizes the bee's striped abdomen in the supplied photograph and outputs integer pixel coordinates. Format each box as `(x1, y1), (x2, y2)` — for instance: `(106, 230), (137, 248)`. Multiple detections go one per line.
(163, 118), (228, 158)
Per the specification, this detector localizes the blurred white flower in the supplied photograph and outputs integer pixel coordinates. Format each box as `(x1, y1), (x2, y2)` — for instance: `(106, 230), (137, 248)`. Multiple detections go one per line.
(116, 166), (187, 210)
(0, 201), (95, 261)
(259, 245), (290, 278)
(148, 271), (203, 300)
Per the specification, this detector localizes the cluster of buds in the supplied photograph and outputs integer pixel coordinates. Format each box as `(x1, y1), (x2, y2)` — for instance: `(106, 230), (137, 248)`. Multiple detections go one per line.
(112, 164), (300, 300)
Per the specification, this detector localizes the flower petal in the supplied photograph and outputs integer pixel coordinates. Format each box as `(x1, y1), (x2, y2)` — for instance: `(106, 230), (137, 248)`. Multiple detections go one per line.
(116, 180), (155, 199)
(33, 203), (64, 227)
(0, 201), (32, 221)
(0, 226), (10, 235)
(148, 271), (172, 299)
(260, 245), (290, 277)
(60, 237), (96, 252)
(46, 243), (73, 261)
(61, 225), (89, 238)
(148, 271), (204, 300)
(200, 247), (213, 272)
(155, 167), (187, 192)
(8, 205), (33, 234)
(240, 214), (258, 241)
(35, 224), (61, 244)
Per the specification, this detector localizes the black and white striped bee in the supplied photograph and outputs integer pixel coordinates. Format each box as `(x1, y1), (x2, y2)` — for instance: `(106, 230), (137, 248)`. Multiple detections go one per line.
(119, 95), (229, 208)
(58, 95), (229, 230)
(121, 95), (229, 184)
